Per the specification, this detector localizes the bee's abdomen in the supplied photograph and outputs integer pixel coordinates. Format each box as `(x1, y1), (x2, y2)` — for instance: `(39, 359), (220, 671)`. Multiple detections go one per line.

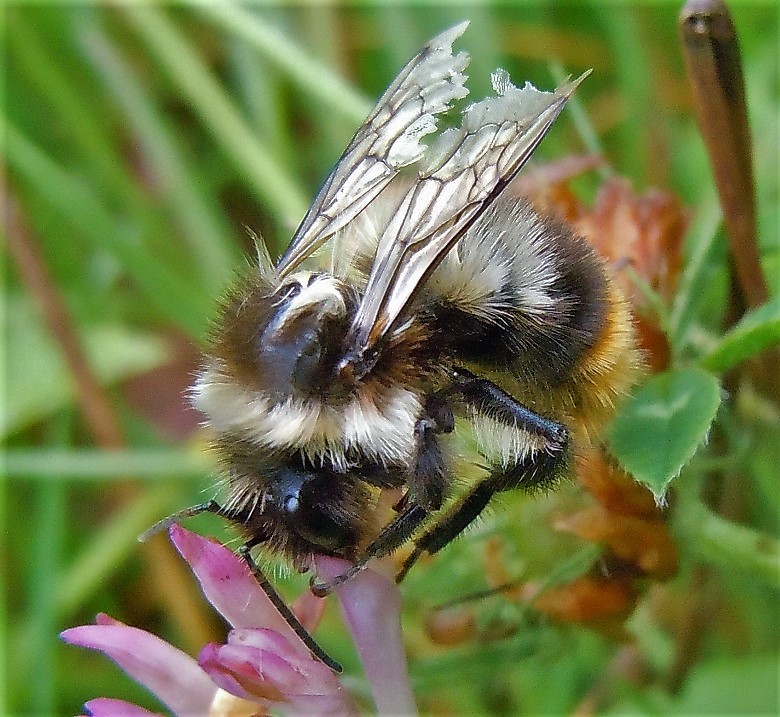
(426, 195), (640, 433)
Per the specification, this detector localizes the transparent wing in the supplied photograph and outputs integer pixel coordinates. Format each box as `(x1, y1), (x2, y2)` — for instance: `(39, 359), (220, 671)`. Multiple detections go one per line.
(276, 22), (471, 277)
(344, 70), (591, 373)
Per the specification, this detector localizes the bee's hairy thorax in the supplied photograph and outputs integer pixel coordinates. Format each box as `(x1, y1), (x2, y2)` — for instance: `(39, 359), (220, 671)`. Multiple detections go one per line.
(192, 270), (436, 471)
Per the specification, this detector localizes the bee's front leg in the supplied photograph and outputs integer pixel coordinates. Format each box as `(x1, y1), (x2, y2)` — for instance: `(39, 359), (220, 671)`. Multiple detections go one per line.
(407, 390), (455, 511)
(238, 544), (343, 673)
(309, 393), (454, 595)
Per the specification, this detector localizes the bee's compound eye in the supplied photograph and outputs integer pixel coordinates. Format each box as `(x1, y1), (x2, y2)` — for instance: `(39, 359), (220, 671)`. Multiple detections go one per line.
(274, 468), (354, 552)
(282, 493), (300, 513)
(258, 308), (332, 398)
(275, 468), (306, 515)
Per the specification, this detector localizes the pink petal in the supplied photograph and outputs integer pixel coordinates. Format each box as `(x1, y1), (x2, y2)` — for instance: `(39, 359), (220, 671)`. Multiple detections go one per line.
(198, 642), (295, 704)
(61, 620), (215, 716)
(83, 698), (161, 717)
(317, 556), (417, 716)
(291, 588), (327, 632)
(96, 613), (121, 626)
(229, 629), (342, 693)
(200, 637), (357, 716)
(168, 524), (301, 639)
(227, 628), (302, 662)
(197, 643), (257, 702)
(280, 692), (359, 716)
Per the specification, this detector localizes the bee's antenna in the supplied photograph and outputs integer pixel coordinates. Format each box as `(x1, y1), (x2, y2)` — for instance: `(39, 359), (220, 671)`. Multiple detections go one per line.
(238, 546), (343, 673)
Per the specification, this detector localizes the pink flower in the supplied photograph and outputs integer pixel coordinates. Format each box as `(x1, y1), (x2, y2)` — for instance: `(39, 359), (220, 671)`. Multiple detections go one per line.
(62, 524), (416, 715)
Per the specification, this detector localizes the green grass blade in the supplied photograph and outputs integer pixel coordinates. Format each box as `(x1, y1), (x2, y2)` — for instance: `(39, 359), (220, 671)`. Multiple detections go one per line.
(669, 191), (723, 352)
(121, 5), (309, 229)
(196, 2), (371, 124)
(4, 448), (209, 479)
(8, 14), (143, 208)
(675, 498), (780, 589)
(4, 121), (210, 337)
(78, 19), (238, 293)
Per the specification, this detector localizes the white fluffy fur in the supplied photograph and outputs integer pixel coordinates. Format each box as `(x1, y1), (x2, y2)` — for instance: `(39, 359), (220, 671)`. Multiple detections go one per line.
(470, 411), (552, 468)
(192, 364), (421, 471)
(272, 273), (347, 331)
(334, 194), (562, 331)
(430, 198), (561, 326)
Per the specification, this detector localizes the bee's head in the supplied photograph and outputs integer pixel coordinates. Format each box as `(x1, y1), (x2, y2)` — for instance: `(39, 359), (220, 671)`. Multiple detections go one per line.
(255, 271), (352, 399)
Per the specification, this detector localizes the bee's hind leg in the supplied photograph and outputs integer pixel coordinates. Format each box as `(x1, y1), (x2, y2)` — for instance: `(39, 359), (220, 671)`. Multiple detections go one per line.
(396, 367), (569, 582)
(395, 449), (568, 582)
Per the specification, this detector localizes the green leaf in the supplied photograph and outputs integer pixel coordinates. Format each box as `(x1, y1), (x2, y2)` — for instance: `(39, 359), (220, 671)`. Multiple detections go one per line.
(700, 295), (780, 372)
(675, 498), (780, 589)
(607, 368), (722, 501)
(675, 658), (779, 714)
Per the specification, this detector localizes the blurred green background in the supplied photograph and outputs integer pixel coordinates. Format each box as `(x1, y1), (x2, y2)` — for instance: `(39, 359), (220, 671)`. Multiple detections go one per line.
(3, 3), (778, 715)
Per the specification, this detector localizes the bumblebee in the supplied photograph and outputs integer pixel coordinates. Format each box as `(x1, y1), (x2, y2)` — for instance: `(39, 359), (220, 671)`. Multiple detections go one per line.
(156, 23), (639, 668)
